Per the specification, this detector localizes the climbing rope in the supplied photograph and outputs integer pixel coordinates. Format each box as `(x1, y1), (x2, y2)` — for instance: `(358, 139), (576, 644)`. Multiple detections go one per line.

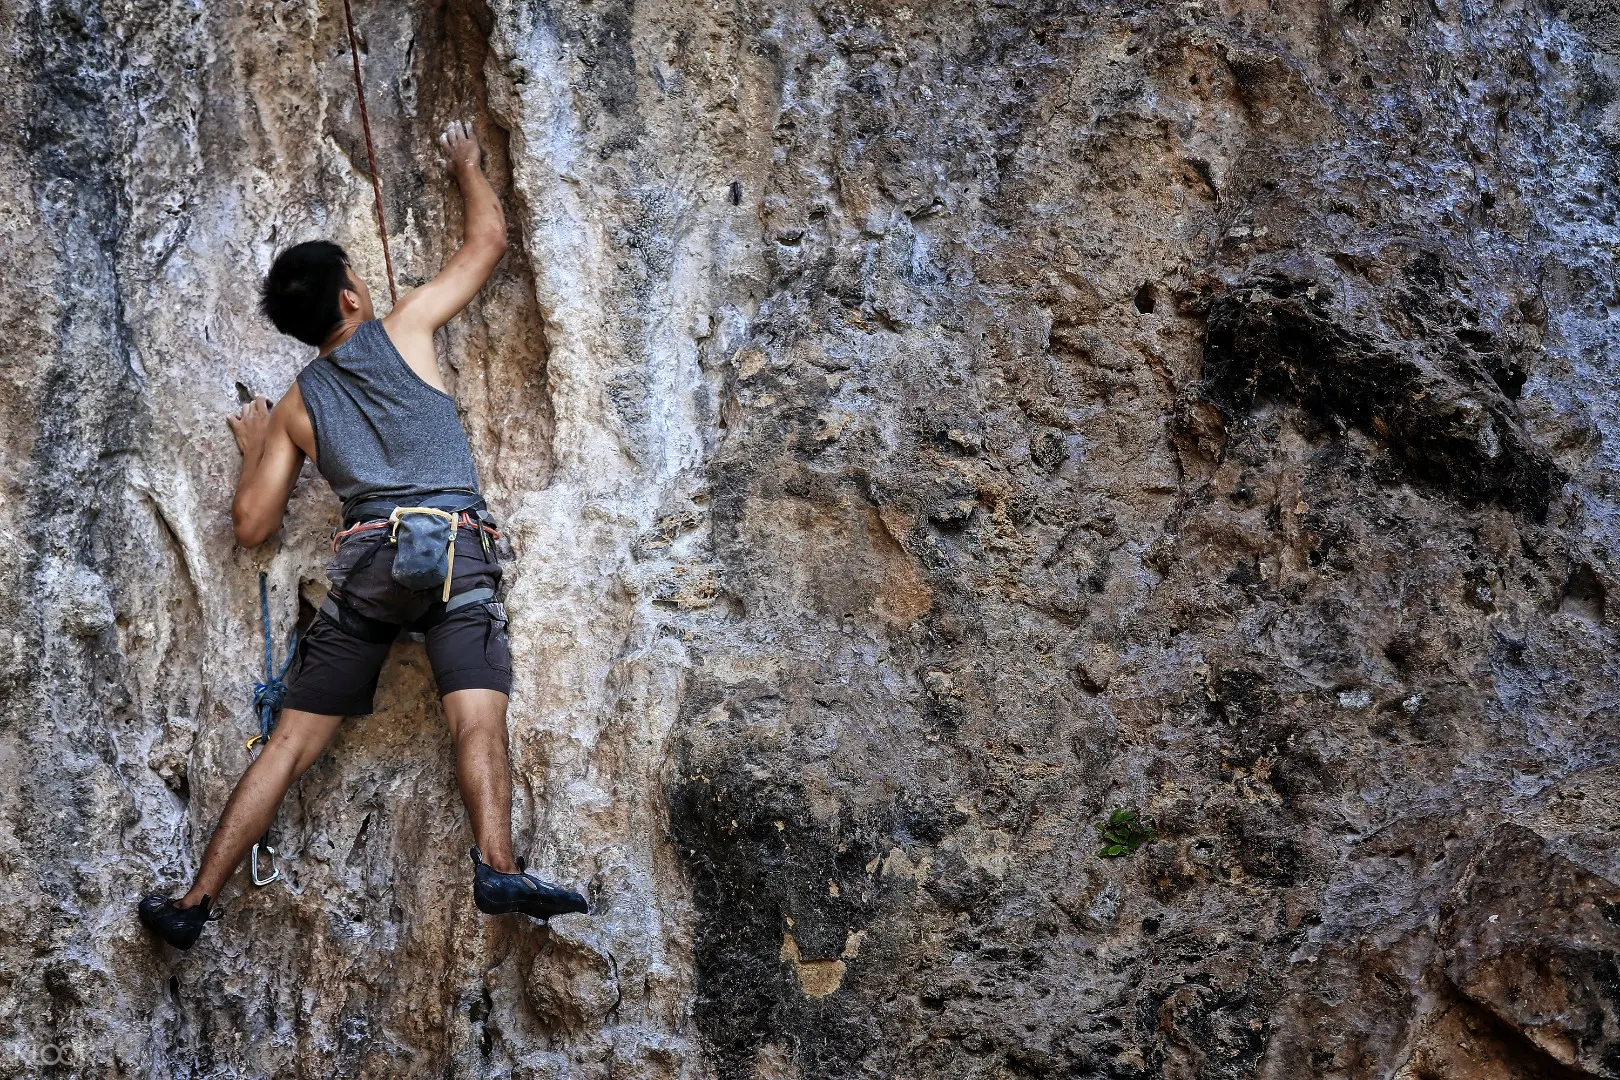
(236, 2), (389, 887)
(246, 571), (297, 886)
(248, 571), (296, 750)
(341, 0), (398, 304)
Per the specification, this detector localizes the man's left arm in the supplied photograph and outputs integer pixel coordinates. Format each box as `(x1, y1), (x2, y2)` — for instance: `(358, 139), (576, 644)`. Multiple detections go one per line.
(228, 394), (305, 547)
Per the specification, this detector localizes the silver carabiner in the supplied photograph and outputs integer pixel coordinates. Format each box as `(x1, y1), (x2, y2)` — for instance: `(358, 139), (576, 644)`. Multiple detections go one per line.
(251, 841), (280, 886)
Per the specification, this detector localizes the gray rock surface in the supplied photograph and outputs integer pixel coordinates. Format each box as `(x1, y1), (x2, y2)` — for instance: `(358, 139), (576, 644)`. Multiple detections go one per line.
(2, 0), (1619, 1077)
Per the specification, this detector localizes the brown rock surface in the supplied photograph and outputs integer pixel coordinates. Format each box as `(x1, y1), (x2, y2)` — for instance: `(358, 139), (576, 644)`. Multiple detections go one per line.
(2, 0), (1619, 1077)
(1441, 821), (1620, 1076)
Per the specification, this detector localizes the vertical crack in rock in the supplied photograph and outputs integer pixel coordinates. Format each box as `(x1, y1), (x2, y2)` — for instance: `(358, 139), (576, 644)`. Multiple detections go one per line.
(408, 0), (558, 498)
(7, 0), (154, 1069)
(467, 1), (778, 1071)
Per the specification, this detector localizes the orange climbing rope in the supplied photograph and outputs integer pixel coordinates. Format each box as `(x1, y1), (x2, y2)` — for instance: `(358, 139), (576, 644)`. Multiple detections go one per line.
(341, 0), (398, 304)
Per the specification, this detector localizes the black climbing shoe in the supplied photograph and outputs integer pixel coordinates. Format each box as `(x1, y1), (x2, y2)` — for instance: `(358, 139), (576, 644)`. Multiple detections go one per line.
(470, 847), (589, 921)
(137, 894), (221, 951)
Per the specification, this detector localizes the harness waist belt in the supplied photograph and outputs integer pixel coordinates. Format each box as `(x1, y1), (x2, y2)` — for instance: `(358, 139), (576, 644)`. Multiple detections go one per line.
(346, 492), (486, 529)
(445, 587), (496, 613)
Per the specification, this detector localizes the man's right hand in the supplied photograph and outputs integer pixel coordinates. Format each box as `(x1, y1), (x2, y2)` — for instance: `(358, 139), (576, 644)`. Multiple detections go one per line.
(227, 396), (274, 462)
(439, 120), (482, 177)
(383, 120), (508, 349)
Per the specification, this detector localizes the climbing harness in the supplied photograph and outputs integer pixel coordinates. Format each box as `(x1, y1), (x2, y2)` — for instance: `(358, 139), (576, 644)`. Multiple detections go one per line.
(335, 495), (499, 602)
(331, 510), (499, 553)
(317, 585), (496, 643)
(246, 571), (297, 886)
(341, 0), (398, 304)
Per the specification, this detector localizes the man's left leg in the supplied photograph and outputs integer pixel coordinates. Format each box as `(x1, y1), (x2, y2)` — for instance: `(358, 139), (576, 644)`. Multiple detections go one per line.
(182, 708), (346, 904)
(137, 708), (344, 950)
(140, 591), (394, 949)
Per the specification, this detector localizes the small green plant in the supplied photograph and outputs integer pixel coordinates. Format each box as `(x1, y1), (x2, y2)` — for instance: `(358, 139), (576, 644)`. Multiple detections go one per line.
(1096, 807), (1153, 858)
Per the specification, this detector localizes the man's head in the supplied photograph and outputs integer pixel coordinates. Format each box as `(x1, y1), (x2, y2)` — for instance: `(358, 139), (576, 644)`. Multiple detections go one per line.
(260, 241), (374, 346)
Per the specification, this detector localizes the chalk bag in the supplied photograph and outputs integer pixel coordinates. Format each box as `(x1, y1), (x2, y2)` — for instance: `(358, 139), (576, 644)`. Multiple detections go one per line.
(389, 507), (458, 599)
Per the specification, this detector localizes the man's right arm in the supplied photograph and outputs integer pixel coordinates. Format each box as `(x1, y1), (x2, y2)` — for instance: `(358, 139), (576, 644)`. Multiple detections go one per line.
(384, 121), (507, 352)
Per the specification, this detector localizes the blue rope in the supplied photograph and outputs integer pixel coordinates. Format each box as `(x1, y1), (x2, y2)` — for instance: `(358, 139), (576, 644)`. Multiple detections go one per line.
(251, 572), (297, 744)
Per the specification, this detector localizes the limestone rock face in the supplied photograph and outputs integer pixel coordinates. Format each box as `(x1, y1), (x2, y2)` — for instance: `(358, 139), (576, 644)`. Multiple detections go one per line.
(3, 0), (1619, 1077)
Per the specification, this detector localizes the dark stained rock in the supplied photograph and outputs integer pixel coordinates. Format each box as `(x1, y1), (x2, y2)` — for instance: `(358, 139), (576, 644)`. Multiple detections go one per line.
(1200, 269), (1565, 519)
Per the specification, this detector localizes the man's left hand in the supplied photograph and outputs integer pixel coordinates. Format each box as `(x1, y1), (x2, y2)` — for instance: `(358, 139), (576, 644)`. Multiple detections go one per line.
(227, 396), (273, 462)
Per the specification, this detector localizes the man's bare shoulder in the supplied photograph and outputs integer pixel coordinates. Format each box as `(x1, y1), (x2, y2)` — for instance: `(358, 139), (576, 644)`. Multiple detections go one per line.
(379, 308), (449, 393)
(274, 381), (317, 462)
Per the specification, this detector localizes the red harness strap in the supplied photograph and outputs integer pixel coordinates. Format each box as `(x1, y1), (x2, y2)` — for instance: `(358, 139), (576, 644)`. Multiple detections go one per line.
(332, 512), (500, 553)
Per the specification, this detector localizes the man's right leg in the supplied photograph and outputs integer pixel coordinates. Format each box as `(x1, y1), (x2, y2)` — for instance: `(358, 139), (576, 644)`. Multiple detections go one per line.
(176, 708), (345, 907)
(424, 579), (588, 922)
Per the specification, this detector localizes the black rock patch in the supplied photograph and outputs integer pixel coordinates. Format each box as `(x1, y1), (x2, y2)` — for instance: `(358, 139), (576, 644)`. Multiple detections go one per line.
(1198, 274), (1563, 520)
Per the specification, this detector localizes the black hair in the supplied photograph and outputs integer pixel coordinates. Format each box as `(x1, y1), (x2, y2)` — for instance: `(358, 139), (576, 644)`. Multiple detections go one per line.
(260, 241), (352, 346)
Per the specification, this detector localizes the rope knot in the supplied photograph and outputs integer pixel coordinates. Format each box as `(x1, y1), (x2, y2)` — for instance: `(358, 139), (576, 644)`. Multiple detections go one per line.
(251, 572), (297, 743)
(253, 678), (289, 714)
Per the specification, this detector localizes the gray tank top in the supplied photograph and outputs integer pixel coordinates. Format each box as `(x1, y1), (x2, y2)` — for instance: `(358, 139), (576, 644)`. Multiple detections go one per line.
(296, 319), (481, 520)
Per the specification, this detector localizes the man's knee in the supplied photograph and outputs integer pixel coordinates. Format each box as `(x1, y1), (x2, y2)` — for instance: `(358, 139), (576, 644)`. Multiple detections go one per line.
(257, 738), (318, 782)
(263, 712), (341, 776)
(444, 688), (509, 739)
(450, 710), (509, 747)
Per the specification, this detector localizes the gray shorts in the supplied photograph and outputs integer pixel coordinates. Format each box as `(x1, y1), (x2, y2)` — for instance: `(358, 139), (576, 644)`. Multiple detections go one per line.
(281, 527), (511, 716)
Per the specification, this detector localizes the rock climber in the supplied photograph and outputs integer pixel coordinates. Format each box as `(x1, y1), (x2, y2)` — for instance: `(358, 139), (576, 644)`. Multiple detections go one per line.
(138, 121), (588, 950)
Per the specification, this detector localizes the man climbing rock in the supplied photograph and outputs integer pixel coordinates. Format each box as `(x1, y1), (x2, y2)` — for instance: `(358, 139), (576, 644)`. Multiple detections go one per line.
(138, 121), (588, 950)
